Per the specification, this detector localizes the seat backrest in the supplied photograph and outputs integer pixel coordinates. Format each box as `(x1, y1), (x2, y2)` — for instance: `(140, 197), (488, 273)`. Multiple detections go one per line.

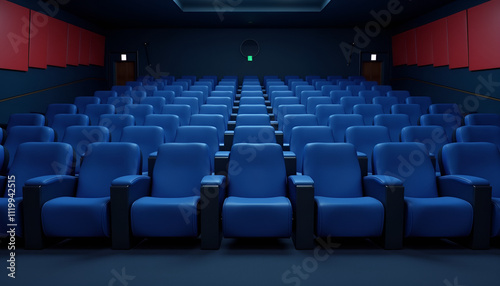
(420, 114), (462, 141)
(46, 104), (77, 126)
(51, 114), (89, 142)
(290, 126), (334, 173)
(233, 126), (276, 144)
(400, 125), (449, 163)
(74, 96), (100, 114)
(295, 85), (315, 97)
(406, 96), (432, 114)
(151, 143), (211, 198)
(121, 126), (164, 172)
(391, 104), (422, 125)
(228, 143), (286, 198)
(330, 90), (352, 104)
(189, 114), (226, 143)
(62, 126), (110, 173)
(153, 90), (175, 104)
(340, 96), (365, 114)
(189, 85), (209, 103)
(303, 143), (362, 198)
(99, 114), (135, 142)
(164, 85), (183, 97)
(7, 113), (45, 133)
(306, 97), (332, 115)
(346, 85), (366, 96)
(455, 126), (500, 150)
(338, 80), (355, 90)
(277, 105), (306, 128)
(315, 104), (344, 125)
(7, 142), (74, 198)
(206, 97), (232, 115)
(429, 103), (462, 119)
(372, 142), (437, 198)
(181, 90), (205, 106)
(321, 85), (341, 97)
(141, 97), (166, 114)
(464, 113), (500, 127)
(144, 114), (179, 142)
(387, 90), (410, 104)
(107, 96), (133, 114)
(77, 142), (141, 198)
(124, 104), (154, 125)
(4, 126), (55, 168)
(238, 104), (268, 115)
(273, 97), (299, 114)
(235, 114), (271, 126)
(353, 104), (383, 125)
(360, 81), (378, 90)
(125, 90), (147, 104)
(173, 81), (189, 91)
(173, 97), (199, 114)
(441, 142), (500, 197)
(345, 126), (391, 173)
(374, 114), (411, 142)
(269, 87), (290, 103)
(328, 114), (364, 142)
(111, 86), (132, 97)
(239, 97), (265, 105)
(372, 96), (398, 114)
(214, 87), (236, 98)
(300, 90), (322, 105)
(85, 104), (115, 125)
(162, 104), (191, 126)
(372, 85), (392, 95)
(95, 90), (118, 102)
(282, 114), (318, 143)
(359, 90), (381, 104)
(175, 126), (219, 172)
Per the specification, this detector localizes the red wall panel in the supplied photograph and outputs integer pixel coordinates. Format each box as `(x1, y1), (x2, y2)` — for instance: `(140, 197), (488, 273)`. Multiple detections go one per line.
(416, 23), (433, 66)
(432, 18), (449, 67)
(67, 24), (80, 66)
(79, 28), (91, 66)
(447, 10), (468, 69)
(90, 32), (105, 66)
(392, 33), (406, 66)
(47, 17), (68, 67)
(468, 0), (500, 71)
(405, 29), (417, 66)
(29, 11), (49, 69)
(0, 0), (30, 71)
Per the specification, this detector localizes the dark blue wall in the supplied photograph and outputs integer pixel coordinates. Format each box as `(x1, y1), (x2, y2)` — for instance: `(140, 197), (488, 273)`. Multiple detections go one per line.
(390, 0), (500, 114)
(106, 27), (392, 83)
(0, 0), (106, 124)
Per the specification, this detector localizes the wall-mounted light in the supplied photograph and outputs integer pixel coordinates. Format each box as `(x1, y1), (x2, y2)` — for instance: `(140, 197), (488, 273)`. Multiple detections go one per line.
(240, 39), (260, 62)
(121, 54), (127, 61)
(371, 54), (377, 61)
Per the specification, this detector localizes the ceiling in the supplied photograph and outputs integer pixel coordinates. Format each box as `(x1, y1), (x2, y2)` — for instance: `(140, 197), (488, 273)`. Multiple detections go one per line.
(56, 0), (456, 29)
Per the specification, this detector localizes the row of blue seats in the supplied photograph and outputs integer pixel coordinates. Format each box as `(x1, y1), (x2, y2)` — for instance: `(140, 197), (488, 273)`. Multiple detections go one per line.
(1, 140), (498, 250)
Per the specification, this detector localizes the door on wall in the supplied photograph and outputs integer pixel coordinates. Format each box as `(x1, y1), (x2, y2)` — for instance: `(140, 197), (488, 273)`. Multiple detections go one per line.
(115, 61), (136, 86)
(362, 61), (382, 84)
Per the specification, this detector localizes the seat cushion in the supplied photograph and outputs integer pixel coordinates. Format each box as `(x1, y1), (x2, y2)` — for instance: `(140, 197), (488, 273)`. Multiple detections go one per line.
(315, 196), (384, 237)
(223, 196), (292, 238)
(131, 196), (199, 237)
(0, 197), (23, 237)
(492, 197), (500, 237)
(404, 197), (473, 237)
(42, 197), (110, 237)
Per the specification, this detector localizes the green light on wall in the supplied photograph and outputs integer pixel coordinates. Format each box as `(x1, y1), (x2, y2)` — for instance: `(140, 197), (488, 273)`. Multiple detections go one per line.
(247, 55), (253, 62)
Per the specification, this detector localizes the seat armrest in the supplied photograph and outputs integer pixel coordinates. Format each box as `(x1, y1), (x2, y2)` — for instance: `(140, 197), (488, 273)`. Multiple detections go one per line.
(438, 175), (492, 249)
(283, 151), (296, 177)
(363, 175), (404, 249)
(214, 151), (230, 176)
(288, 175), (314, 249)
(23, 175), (77, 249)
(200, 175), (226, 250)
(148, 152), (158, 177)
(0, 176), (6, 195)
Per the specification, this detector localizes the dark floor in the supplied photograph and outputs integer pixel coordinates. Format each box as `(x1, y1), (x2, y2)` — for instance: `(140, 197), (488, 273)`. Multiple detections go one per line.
(1, 237), (499, 286)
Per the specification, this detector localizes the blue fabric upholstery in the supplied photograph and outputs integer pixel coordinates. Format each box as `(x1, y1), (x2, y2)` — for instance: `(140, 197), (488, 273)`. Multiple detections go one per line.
(200, 104), (229, 125)
(321, 85), (341, 97)
(372, 85), (392, 95)
(400, 125), (449, 156)
(282, 114), (318, 144)
(359, 90), (381, 104)
(290, 126), (334, 173)
(173, 97), (199, 114)
(190, 85), (209, 103)
(360, 81), (378, 90)
(330, 90), (352, 104)
(189, 114), (226, 144)
(141, 97), (166, 114)
(164, 85), (184, 97)
(144, 114), (179, 142)
(175, 126), (219, 172)
(277, 104), (306, 127)
(51, 114), (89, 142)
(107, 96), (133, 114)
(429, 103), (462, 119)
(111, 86), (131, 97)
(181, 91), (205, 106)
(45, 104), (77, 126)
(235, 114), (271, 126)
(340, 96), (365, 114)
(373, 96), (398, 114)
(406, 96), (432, 114)
(125, 91), (147, 104)
(391, 104), (422, 126)
(233, 126), (276, 144)
(223, 143), (291, 238)
(74, 96), (100, 114)
(124, 104), (154, 125)
(212, 89), (235, 101)
(420, 114), (462, 141)
(328, 114), (364, 142)
(98, 114), (134, 142)
(374, 114), (411, 142)
(372, 142), (473, 237)
(162, 104), (191, 126)
(240, 91), (264, 97)
(85, 104), (115, 125)
(6, 113), (45, 133)
(238, 104), (268, 115)
(464, 113), (500, 127)
(338, 81), (355, 90)
(353, 104), (384, 125)
(294, 85), (314, 97)
(239, 97), (265, 105)
(4, 126), (55, 169)
(345, 126), (390, 174)
(315, 104), (344, 126)
(95, 90), (118, 102)
(270, 90), (293, 107)
(306, 97), (332, 114)
(455, 126), (500, 150)
(387, 90), (410, 104)
(0, 142), (74, 237)
(206, 97), (233, 115)
(121, 126), (164, 173)
(300, 90), (322, 105)
(153, 91), (176, 104)
(346, 85), (366, 96)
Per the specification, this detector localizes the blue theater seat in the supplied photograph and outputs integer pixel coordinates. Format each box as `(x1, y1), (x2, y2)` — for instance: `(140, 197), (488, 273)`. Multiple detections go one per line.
(273, 97), (300, 116)
(125, 90), (147, 104)
(174, 126), (220, 173)
(346, 85), (366, 96)
(95, 90), (118, 102)
(124, 104), (154, 125)
(328, 114), (364, 142)
(455, 126), (500, 150)
(239, 97), (265, 105)
(4, 126), (55, 169)
(374, 114), (411, 142)
(465, 113), (500, 127)
(190, 85), (209, 102)
(107, 96), (133, 114)
(181, 90), (205, 106)
(282, 114), (318, 145)
(372, 85), (392, 95)
(85, 104), (115, 125)
(338, 80), (355, 90)
(0, 142), (74, 238)
(235, 114), (271, 126)
(391, 104), (422, 125)
(162, 104), (192, 126)
(373, 96), (398, 114)
(98, 114), (133, 142)
(330, 90), (352, 104)
(190, 114), (226, 145)
(353, 104), (383, 125)
(111, 86), (132, 97)
(321, 85), (341, 97)
(74, 96), (100, 114)
(51, 114), (89, 142)
(406, 96), (432, 114)
(24, 142), (142, 249)
(300, 90), (322, 105)
(289, 126), (334, 174)
(306, 96), (331, 114)
(144, 114), (179, 143)
(360, 81), (378, 90)
(420, 114), (462, 142)
(121, 126), (164, 174)
(429, 103), (463, 120)
(6, 113), (45, 133)
(141, 97), (166, 114)
(233, 126), (276, 144)
(359, 90), (381, 104)
(206, 97), (233, 116)
(295, 85), (315, 98)
(340, 96), (365, 114)
(153, 90), (176, 104)
(173, 97), (199, 114)
(45, 104), (77, 127)
(164, 85), (184, 97)
(346, 126), (390, 174)
(387, 90), (410, 104)
(238, 104), (268, 115)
